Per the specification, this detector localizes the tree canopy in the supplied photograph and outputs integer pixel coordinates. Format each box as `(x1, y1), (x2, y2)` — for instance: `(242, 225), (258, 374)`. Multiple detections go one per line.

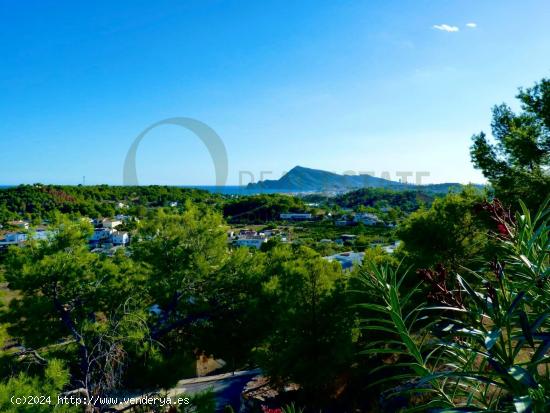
(471, 78), (550, 210)
(396, 187), (493, 270)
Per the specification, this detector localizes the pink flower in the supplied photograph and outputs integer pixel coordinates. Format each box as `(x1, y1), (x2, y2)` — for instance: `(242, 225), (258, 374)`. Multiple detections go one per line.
(497, 223), (508, 236)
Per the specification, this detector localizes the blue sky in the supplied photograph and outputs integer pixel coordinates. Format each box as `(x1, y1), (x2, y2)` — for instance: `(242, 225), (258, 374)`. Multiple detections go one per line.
(1, 0), (549, 185)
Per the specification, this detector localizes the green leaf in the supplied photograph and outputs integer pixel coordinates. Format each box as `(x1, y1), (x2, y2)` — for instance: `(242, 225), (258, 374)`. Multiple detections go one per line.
(531, 339), (550, 364)
(507, 365), (537, 388)
(530, 313), (550, 331)
(484, 327), (501, 350)
(438, 322), (484, 339)
(506, 292), (526, 317)
(457, 276), (486, 312)
(518, 311), (534, 347)
(519, 255), (533, 271)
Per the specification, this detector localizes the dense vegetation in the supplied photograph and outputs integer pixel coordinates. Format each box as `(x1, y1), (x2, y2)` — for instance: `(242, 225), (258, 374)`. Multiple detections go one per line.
(471, 78), (550, 210)
(0, 79), (548, 413)
(222, 194), (309, 223)
(0, 207), (358, 412)
(358, 198), (549, 412)
(333, 187), (434, 212)
(396, 187), (496, 270)
(0, 185), (223, 223)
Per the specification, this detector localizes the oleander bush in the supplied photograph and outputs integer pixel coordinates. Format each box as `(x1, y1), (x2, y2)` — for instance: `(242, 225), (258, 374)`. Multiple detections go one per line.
(357, 198), (549, 412)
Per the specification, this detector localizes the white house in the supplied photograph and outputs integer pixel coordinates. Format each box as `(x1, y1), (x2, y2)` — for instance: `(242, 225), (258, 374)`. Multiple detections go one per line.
(112, 231), (129, 245)
(280, 213), (313, 221)
(169, 201), (178, 207)
(353, 213), (382, 226)
(3, 232), (28, 244)
(102, 219), (122, 229)
(90, 228), (114, 242)
(0, 229), (52, 245)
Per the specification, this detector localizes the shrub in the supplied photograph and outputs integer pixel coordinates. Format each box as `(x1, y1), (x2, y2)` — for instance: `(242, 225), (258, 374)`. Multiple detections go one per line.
(357, 198), (550, 412)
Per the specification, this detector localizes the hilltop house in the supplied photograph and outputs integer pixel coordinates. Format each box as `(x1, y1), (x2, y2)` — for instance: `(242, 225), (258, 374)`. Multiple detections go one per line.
(112, 231), (129, 246)
(93, 218), (124, 229)
(0, 229), (52, 246)
(90, 228), (114, 243)
(3, 233), (28, 244)
(90, 228), (129, 246)
(336, 212), (382, 226)
(102, 219), (122, 229)
(354, 212), (382, 226)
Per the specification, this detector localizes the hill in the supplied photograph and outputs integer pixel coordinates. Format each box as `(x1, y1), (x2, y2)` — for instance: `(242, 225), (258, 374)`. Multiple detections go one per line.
(247, 165), (469, 193)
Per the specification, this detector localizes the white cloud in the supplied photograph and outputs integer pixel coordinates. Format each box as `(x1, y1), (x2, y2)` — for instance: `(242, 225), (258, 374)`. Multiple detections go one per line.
(466, 22), (477, 28)
(433, 24), (460, 32)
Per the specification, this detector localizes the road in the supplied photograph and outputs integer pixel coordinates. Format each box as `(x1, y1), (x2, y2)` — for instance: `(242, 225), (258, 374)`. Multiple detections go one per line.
(167, 369), (262, 412)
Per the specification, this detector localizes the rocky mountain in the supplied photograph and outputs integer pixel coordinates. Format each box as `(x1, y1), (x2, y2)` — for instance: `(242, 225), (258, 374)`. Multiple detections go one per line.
(246, 165), (471, 194)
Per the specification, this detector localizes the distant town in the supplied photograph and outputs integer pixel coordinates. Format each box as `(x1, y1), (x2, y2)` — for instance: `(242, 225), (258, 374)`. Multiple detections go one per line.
(1, 197), (403, 272)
